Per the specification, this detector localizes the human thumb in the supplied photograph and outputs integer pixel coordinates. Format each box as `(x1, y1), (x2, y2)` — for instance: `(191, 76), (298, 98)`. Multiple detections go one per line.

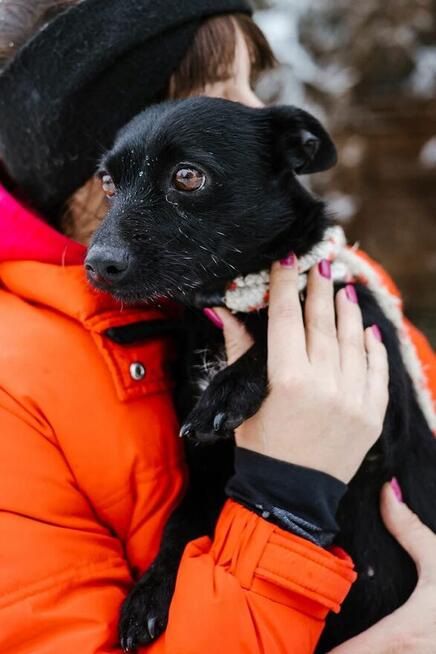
(203, 307), (253, 365)
(380, 479), (436, 578)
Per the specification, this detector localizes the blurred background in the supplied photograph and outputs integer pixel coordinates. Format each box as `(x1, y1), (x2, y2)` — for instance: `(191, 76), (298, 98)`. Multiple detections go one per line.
(253, 0), (436, 344)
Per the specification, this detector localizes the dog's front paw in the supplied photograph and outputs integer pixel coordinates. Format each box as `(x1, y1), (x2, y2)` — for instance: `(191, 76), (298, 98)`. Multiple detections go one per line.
(119, 563), (174, 651)
(181, 359), (266, 441)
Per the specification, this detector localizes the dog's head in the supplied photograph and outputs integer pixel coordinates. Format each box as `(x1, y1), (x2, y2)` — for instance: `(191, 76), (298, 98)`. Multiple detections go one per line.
(85, 97), (336, 304)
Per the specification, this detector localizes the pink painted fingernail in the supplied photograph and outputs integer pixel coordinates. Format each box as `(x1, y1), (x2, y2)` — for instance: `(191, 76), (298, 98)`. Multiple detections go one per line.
(345, 284), (358, 304)
(318, 259), (331, 279)
(390, 477), (403, 502)
(280, 252), (295, 267)
(372, 324), (382, 342)
(203, 308), (223, 329)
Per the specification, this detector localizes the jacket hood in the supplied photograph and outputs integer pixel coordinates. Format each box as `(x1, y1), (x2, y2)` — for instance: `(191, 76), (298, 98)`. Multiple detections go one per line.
(0, 184), (86, 264)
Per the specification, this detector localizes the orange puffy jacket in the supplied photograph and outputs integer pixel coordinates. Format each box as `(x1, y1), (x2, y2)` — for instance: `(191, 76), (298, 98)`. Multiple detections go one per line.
(0, 185), (433, 654)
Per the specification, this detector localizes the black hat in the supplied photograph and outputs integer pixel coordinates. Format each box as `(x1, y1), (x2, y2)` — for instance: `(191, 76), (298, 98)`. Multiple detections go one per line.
(0, 0), (252, 219)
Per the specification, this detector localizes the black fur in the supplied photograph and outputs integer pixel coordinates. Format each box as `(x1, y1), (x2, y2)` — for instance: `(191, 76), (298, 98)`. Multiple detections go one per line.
(85, 97), (436, 652)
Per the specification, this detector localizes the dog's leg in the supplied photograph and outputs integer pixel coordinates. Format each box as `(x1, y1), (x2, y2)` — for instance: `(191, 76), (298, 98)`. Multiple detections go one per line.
(119, 490), (202, 650)
(180, 342), (267, 441)
(119, 434), (233, 650)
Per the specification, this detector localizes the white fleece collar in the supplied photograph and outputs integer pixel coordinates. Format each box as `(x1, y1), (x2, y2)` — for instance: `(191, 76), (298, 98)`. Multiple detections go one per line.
(223, 224), (435, 433)
(224, 225), (349, 313)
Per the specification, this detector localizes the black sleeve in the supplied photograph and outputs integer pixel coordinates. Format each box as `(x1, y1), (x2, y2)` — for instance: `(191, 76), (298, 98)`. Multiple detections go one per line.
(225, 447), (347, 548)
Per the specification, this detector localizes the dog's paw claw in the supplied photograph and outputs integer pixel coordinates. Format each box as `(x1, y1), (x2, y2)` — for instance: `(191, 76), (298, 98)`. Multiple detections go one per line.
(120, 607), (164, 651)
(213, 412), (226, 432)
(119, 563), (173, 650)
(179, 422), (193, 438)
(120, 633), (135, 652)
(120, 622), (140, 651)
(185, 383), (258, 441)
(147, 616), (159, 641)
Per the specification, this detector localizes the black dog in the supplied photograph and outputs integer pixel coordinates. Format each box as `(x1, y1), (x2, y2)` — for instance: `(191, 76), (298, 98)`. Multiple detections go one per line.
(85, 97), (436, 652)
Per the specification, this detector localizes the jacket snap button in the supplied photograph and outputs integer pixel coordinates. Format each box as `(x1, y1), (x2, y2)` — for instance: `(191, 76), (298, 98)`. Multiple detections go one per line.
(130, 362), (146, 381)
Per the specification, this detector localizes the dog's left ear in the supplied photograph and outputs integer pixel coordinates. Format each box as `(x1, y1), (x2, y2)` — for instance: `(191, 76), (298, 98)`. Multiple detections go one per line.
(267, 105), (337, 175)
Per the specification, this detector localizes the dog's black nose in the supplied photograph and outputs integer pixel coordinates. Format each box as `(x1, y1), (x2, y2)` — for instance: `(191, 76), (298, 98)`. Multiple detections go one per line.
(85, 246), (131, 284)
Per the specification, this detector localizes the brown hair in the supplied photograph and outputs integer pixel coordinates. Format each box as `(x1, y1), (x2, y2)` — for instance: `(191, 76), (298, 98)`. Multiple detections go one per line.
(167, 13), (276, 98)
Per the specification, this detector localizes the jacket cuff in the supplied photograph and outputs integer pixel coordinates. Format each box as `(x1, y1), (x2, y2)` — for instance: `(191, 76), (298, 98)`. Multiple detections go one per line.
(212, 500), (356, 619)
(226, 447), (347, 547)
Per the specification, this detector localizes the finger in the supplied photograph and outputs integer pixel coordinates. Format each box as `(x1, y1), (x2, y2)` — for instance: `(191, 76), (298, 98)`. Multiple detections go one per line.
(304, 260), (339, 371)
(380, 480), (436, 578)
(268, 255), (307, 379)
(207, 307), (254, 365)
(364, 325), (389, 425)
(336, 286), (366, 395)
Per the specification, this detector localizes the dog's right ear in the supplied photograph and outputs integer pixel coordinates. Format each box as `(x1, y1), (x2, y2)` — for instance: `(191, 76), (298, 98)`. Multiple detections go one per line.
(267, 105), (337, 175)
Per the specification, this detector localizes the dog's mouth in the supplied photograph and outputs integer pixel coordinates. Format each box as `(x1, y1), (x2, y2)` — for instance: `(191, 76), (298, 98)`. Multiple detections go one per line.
(88, 246), (285, 307)
(87, 269), (229, 308)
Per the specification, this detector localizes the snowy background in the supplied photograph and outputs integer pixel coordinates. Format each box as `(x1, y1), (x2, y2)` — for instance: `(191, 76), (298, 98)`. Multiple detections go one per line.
(254, 0), (436, 343)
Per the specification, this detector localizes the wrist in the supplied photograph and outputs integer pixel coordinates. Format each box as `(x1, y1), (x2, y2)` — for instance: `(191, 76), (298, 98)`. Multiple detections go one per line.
(226, 447), (347, 547)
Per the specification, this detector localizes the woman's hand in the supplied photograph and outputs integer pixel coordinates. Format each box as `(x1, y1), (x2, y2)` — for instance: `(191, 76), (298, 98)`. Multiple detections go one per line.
(327, 479), (436, 653)
(210, 255), (389, 483)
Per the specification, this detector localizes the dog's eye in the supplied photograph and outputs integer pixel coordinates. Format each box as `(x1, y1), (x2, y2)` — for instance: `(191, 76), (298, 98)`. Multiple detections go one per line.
(173, 167), (205, 192)
(101, 174), (116, 198)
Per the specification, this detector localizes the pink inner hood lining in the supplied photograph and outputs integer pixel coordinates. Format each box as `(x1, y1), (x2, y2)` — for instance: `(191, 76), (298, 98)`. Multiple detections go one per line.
(0, 184), (86, 265)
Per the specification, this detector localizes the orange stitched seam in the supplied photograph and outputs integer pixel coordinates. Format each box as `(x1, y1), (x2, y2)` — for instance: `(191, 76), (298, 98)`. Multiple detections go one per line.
(256, 565), (349, 605)
(83, 310), (156, 332)
(0, 556), (128, 609)
(242, 584), (326, 619)
(264, 539), (351, 572)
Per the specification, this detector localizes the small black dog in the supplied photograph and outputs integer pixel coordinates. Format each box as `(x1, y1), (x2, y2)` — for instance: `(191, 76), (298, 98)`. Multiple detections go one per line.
(85, 97), (436, 652)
